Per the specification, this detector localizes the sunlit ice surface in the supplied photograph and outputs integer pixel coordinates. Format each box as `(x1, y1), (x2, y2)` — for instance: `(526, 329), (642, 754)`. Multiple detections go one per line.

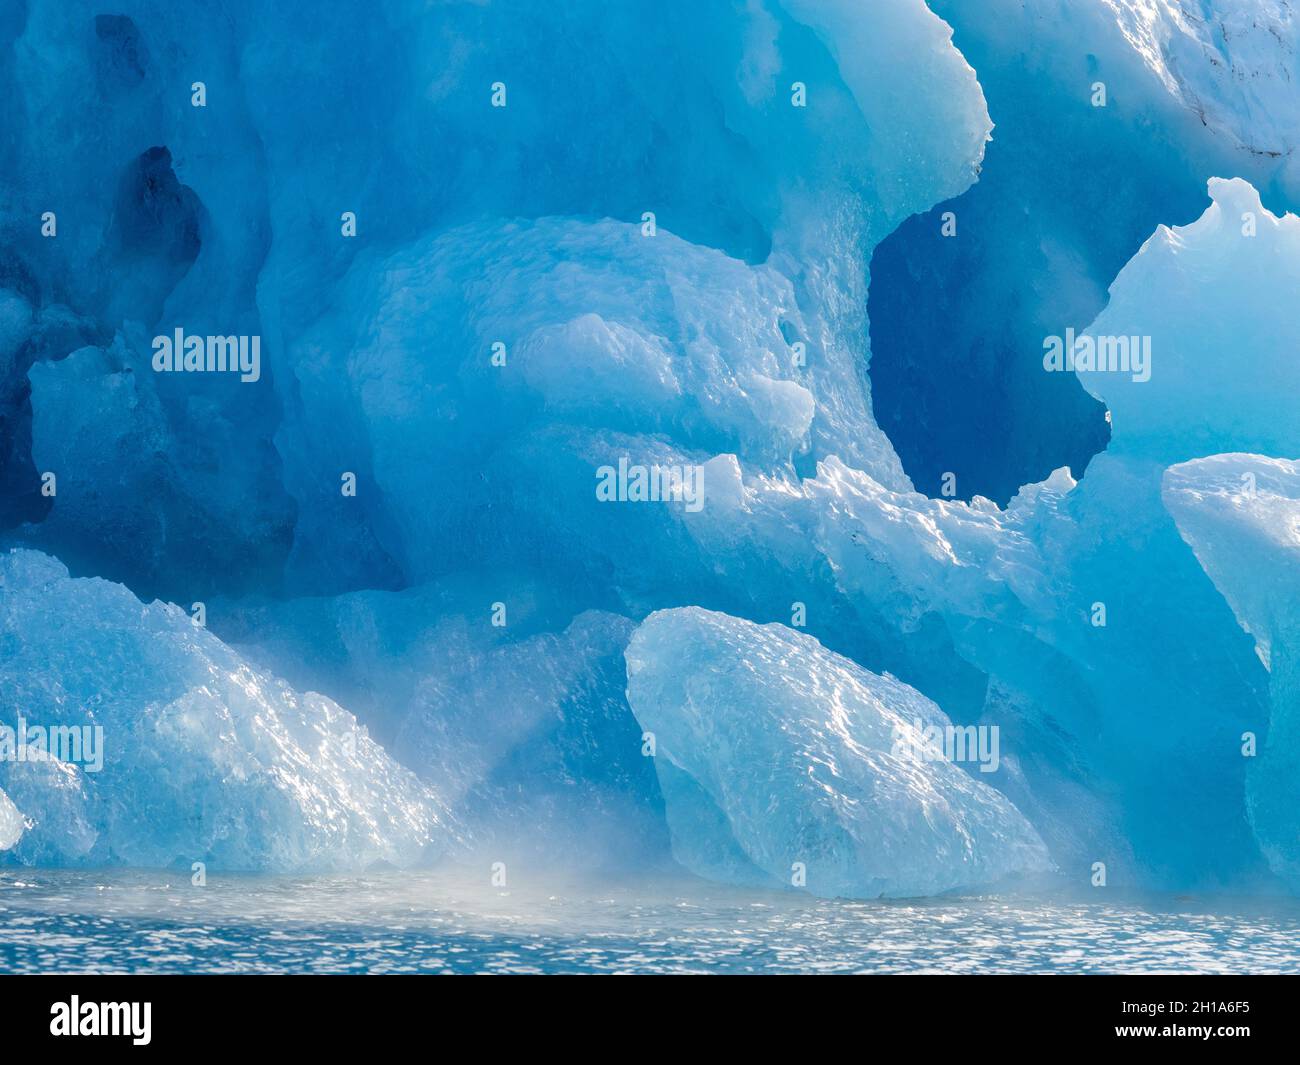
(5, 0), (1300, 970)
(4, 868), (1300, 974)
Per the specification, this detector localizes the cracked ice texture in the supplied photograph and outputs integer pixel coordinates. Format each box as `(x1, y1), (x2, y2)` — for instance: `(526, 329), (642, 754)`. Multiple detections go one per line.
(0, 549), (454, 871)
(625, 608), (1052, 899)
(937, 0), (1300, 180)
(277, 220), (823, 589)
(1102, 0), (1300, 165)
(216, 586), (669, 870)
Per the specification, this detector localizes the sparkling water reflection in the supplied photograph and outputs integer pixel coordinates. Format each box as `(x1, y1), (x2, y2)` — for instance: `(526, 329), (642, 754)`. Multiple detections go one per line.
(3, 868), (1299, 974)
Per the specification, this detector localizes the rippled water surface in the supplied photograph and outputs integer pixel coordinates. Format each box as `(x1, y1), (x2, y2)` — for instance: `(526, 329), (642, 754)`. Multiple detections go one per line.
(3, 868), (1300, 974)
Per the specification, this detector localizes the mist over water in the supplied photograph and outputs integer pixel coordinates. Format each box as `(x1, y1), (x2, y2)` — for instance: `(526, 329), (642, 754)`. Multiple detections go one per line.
(4, 869), (1300, 974)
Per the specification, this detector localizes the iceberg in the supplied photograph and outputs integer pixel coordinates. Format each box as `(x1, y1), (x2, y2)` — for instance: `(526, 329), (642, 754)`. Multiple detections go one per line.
(626, 607), (1052, 898)
(0, 0), (1297, 904)
(626, 176), (1295, 891)
(0, 548), (455, 871)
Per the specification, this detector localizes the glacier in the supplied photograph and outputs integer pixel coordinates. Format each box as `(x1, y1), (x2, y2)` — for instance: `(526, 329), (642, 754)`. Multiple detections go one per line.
(0, 0), (1297, 899)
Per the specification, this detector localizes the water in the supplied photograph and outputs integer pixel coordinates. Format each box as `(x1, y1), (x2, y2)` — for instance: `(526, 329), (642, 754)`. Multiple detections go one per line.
(3, 868), (1300, 974)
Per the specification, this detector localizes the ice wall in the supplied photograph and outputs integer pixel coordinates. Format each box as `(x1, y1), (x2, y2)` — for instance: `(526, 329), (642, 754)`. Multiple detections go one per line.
(0, 0), (1296, 895)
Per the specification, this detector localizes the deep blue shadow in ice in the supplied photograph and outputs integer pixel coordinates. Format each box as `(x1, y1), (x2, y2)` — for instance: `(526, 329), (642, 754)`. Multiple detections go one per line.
(868, 11), (1213, 504)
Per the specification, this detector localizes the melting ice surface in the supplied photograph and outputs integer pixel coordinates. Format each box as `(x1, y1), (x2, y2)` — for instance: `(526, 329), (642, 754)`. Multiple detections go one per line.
(2, 0), (1300, 970)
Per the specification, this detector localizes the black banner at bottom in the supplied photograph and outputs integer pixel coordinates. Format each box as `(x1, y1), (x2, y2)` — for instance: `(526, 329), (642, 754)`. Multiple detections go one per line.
(0, 974), (1291, 1051)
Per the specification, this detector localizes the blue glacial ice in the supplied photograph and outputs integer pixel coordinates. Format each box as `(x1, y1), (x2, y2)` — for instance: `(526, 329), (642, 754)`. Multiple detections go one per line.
(0, 0), (1298, 897)
(212, 586), (669, 871)
(0, 549), (455, 870)
(872, 0), (1300, 502)
(0, 784), (22, 851)
(626, 607), (1051, 897)
(1164, 455), (1300, 888)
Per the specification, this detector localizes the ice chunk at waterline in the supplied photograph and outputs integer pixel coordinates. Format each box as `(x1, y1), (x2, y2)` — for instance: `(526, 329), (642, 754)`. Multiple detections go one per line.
(1163, 455), (1300, 887)
(0, 787), (23, 850)
(0, 549), (455, 871)
(625, 608), (1051, 898)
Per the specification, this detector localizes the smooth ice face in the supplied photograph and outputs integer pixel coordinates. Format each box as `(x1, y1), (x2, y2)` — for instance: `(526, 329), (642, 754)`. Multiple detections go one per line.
(24, 337), (294, 601)
(0, 549), (455, 871)
(773, 0), (990, 227)
(1078, 178), (1300, 465)
(1164, 455), (1300, 887)
(625, 608), (1052, 899)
